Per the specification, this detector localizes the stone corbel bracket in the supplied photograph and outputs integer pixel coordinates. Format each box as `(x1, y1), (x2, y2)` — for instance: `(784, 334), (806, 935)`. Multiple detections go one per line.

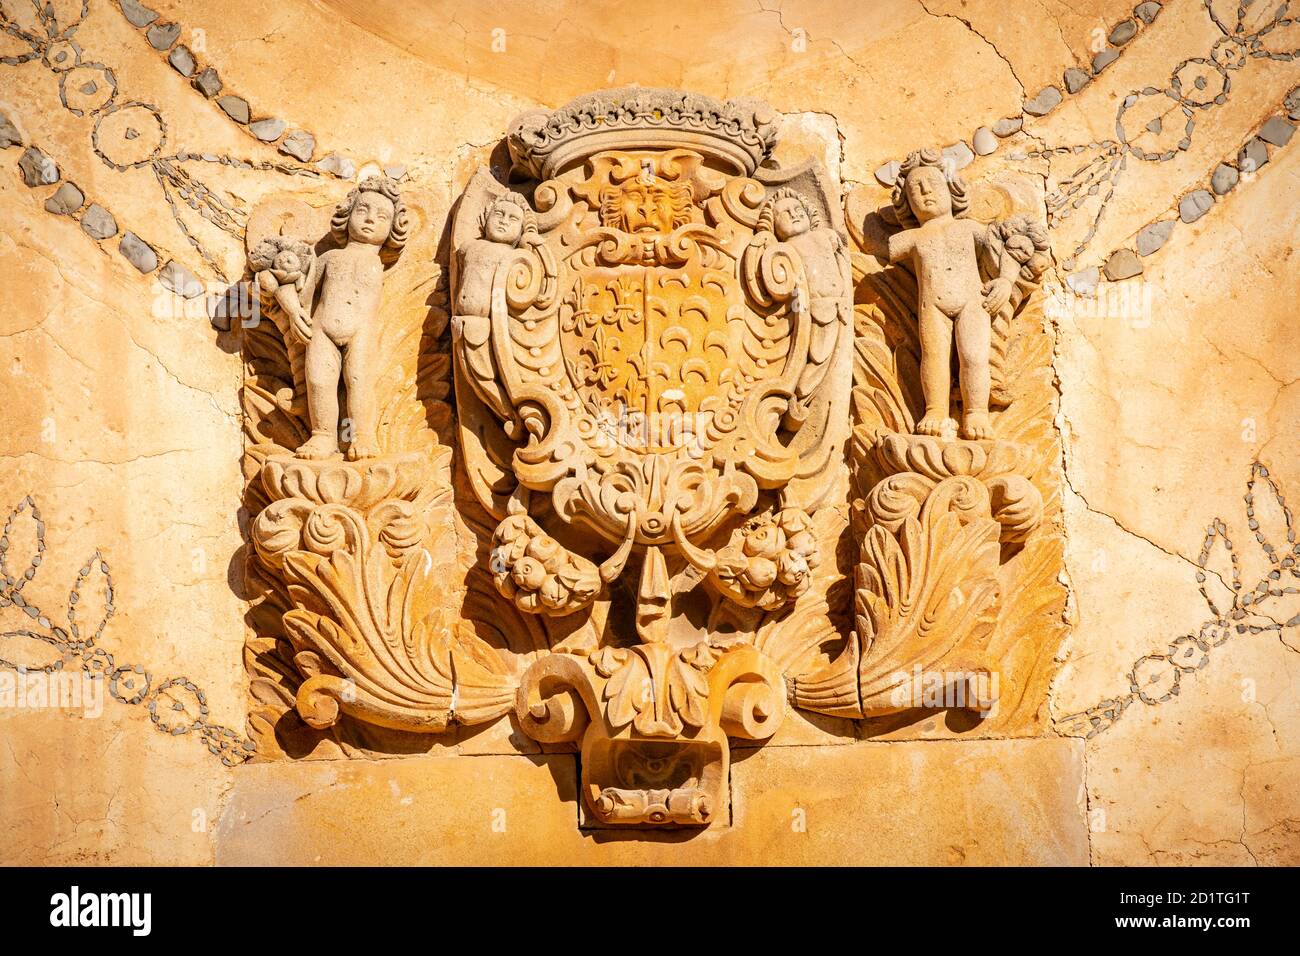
(516, 641), (785, 827)
(251, 453), (516, 733)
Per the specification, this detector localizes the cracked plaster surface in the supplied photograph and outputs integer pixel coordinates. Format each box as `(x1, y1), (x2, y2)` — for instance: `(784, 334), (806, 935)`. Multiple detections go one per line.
(1, 0), (1296, 864)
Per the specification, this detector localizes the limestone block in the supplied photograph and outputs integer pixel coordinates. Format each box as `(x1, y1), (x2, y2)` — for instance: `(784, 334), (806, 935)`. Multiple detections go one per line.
(216, 756), (580, 866)
(0, 709), (229, 865)
(215, 739), (1087, 865)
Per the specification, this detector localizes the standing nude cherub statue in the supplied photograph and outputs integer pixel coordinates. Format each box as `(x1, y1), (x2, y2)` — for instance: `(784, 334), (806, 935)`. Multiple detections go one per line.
(757, 188), (852, 401)
(253, 177), (408, 460)
(887, 149), (1021, 441)
(452, 192), (538, 431)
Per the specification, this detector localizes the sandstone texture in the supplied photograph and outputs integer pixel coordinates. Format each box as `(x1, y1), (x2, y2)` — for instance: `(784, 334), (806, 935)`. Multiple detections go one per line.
(0, 0), (1295, 866)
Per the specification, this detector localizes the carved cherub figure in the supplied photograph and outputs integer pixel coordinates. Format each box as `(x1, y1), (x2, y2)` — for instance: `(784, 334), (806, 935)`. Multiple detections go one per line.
(887, 149), (1021, 441)
(757, 188), (852, 398)
(452, 192), (537, 426)
(255, 177), (408, 460)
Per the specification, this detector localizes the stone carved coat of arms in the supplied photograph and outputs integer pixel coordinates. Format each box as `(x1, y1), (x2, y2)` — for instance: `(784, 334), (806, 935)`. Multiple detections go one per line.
(240, 88), (1055, 830)
(448, 90), (853, 824)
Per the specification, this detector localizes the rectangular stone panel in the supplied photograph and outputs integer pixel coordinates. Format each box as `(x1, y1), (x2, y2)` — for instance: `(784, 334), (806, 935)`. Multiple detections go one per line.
(216, 738), (1087, 865)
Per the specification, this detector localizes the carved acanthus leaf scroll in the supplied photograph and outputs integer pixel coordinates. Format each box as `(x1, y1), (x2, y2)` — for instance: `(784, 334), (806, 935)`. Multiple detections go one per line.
(234, 98), (1069, 825)
(251, 455), (513, 732)
(794, 160), (1060, 728)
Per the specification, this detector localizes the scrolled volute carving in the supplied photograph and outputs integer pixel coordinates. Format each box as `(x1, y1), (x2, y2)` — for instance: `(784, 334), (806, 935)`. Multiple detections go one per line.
(516, 639), (784, 827)
(250, 455), (514, 734)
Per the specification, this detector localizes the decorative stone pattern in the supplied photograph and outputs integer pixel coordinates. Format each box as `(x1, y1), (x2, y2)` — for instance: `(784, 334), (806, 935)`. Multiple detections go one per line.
(1059, 464), (1300, 740)
(2, 0), (324, 283)
(2, 0), (1296, 864)
(867, 1), (1297, 290)
(1018, 3), (1300, 283)
(0, 496), (255, 766)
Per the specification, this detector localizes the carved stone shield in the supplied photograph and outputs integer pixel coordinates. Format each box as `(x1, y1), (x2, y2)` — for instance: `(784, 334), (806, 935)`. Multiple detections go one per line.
(452, 95), (852, 568)
(449, 88), (855, 825)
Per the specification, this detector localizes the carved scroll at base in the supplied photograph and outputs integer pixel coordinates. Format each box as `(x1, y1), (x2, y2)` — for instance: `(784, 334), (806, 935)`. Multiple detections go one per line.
(793, 430), (1042, 720)
(517, 642), (784, 827)
(250, 454), (515, 734)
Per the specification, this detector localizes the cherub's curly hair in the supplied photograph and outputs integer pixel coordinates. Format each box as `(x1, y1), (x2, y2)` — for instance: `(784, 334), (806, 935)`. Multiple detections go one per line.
(756, 187), (822, 234)
(890, 148), (969, 228)
(479, 191), (538, 246)
(331, 176), (409, 264)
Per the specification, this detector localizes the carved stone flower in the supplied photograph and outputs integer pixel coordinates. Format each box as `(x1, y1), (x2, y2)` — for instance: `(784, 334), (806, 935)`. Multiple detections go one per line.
(741, 556), (778, 590)
(490, 513), (601, 616)
(511, 556), (547, 592)
(742, 522), (784, 560)
(777, 550), (810, 588)
(249, 236), (314, 290)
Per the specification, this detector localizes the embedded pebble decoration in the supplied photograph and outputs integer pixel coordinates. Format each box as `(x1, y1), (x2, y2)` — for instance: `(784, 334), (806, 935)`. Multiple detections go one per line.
(1033, 3), (1300, 283)
(3, 2), (319, 287)
(865, 2), (1298, 287)
(2, 0), (324, 287)
(2, 1), (414, 295)
(1060, 463), (1300, 739)
(111, 0), (359, 178)
(0, 495), (256, 765)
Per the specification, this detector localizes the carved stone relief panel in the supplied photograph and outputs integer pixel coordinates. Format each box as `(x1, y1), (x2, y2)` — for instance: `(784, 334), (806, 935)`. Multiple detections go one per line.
(239, 181), (517, 756)
(452, 88), (855, 826)
(238, 87), (1061, 829)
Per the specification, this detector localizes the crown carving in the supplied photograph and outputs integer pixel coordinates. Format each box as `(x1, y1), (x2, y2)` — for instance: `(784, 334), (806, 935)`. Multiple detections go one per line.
(507, 87), (780, 179)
